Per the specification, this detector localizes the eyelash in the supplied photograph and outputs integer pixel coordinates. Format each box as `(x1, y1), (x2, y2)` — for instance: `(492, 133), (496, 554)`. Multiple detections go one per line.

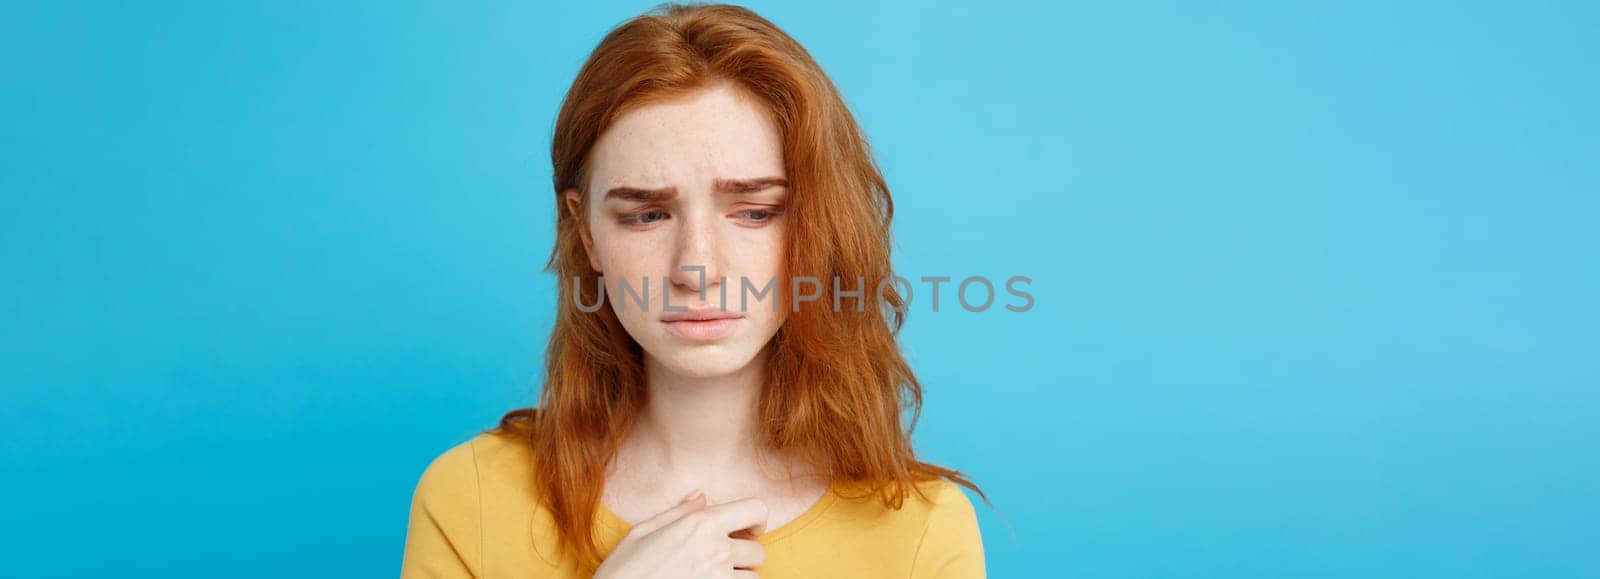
(617, 207), (783, 227)
(736, 208), (780, 223)
(619, 210), (670, 226)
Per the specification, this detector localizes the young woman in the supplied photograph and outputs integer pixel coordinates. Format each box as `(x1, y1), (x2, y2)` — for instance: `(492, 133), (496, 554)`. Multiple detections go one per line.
(402, 4), (987, 578)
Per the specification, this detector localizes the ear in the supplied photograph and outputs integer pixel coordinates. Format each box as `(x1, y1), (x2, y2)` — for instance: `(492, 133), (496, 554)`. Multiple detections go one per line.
(563, 188), (602, 272)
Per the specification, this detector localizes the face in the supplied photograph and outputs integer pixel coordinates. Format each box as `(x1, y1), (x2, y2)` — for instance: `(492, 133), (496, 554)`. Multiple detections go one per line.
(567, 81), (788, 379)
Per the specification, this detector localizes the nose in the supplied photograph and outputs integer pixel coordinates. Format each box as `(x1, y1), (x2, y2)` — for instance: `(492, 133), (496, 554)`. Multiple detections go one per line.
(667, 209), (724, 301)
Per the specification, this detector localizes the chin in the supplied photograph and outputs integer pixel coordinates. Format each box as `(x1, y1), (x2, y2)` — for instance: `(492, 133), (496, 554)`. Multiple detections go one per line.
(650, 342), (765, 378)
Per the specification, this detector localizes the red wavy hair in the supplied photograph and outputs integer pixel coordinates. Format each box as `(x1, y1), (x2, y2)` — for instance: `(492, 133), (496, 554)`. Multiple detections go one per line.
(492, 2), (986, 570)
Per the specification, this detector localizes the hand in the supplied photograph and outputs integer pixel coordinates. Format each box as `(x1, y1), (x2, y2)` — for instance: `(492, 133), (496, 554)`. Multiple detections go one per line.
(594, 490), (769, 579)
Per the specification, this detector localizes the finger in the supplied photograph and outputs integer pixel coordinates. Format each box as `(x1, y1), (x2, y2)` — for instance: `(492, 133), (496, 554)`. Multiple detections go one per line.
(631, 490), (707, 535)
(729, 571), (759, 579)
(728, 537), (765, 570)
(693, 497), (769, 536)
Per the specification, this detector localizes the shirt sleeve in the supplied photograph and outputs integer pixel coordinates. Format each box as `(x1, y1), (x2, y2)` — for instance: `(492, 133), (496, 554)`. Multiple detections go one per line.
(909, 481), (987, 579)
(401, 439), (484, 578)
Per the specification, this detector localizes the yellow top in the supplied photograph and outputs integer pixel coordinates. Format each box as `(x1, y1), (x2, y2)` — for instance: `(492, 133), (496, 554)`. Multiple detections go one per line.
(401, 431), (986, 578)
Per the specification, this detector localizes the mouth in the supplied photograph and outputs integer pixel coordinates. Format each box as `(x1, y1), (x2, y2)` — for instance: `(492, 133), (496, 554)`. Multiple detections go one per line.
(661, 309), (744, 341)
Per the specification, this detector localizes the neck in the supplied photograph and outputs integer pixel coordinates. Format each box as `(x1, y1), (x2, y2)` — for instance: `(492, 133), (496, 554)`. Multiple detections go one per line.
(627, 352), (771, 478)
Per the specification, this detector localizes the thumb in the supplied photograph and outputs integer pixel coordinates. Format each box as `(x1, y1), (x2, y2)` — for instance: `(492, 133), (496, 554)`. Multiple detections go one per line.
(632, 490), (707, 534)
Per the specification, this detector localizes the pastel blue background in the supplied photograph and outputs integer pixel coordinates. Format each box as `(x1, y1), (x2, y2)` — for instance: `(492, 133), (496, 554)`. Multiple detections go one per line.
(2, 1), (1595, 576)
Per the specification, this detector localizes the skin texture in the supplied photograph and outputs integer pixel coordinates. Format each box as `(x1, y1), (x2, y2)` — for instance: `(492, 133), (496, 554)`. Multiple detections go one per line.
(593, 491), (769, 579)
(574, 80), (788, 380)
(567, 81), (830, 578)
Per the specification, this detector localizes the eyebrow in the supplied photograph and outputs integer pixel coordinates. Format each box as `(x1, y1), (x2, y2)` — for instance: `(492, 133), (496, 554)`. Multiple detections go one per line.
(716, 176), (789, 195)
(602, 176), (789, 202)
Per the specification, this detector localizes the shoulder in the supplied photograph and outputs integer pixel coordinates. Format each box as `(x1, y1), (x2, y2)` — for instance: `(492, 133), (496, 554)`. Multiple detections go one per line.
(822, 478), (985, 577)
(412, 430), (535, 500)
(908, 479), (986, 578)
(826, 478), (981, 538)
(868, 478), (977, 525)
(410, 430), (540, 516)
(403, 431), (547, 577)
(910, 479), (981, 541)
(402, 435), (490, 577)
(412, 436), (479, 501)
(914, 478), (976, 509)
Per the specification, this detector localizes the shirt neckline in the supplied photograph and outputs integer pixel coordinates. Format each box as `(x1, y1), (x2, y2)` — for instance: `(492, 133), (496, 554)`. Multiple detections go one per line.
(596, 479), (842, 544)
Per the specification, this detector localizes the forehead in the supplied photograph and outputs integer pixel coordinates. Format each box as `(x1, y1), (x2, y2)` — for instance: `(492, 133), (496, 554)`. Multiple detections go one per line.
(587, 82), (785, 195)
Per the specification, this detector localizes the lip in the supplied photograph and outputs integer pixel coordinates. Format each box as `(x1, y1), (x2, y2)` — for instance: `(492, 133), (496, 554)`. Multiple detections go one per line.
(661, 306), (744, 341)
(660, 305), (744, 323)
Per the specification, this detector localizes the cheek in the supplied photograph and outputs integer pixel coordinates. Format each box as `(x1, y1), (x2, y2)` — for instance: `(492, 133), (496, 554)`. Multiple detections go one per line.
(724, 230), (786, 315)
(598, 253), (658, 305)
(593, 232), (669, 323)
(730, 226), (785, 274)
(592, 228), (659, 277)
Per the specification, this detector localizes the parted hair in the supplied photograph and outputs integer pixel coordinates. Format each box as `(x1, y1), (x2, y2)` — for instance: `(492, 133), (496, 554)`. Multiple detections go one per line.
(492, 3), (987, 571)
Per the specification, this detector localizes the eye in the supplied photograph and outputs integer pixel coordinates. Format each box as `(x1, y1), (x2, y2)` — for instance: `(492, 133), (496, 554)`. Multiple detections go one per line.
(734, 208), (780, 223)
(620, 210), (669, 226)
